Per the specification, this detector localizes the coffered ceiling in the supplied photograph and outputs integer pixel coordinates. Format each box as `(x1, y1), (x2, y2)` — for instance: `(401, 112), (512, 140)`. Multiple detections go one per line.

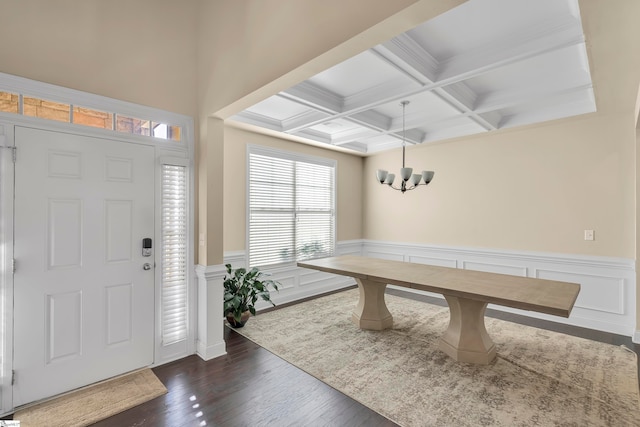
(229, 0), (594, 154)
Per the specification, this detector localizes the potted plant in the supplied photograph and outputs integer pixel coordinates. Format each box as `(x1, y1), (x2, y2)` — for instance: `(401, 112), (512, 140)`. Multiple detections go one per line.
(223, 263), (280, 328)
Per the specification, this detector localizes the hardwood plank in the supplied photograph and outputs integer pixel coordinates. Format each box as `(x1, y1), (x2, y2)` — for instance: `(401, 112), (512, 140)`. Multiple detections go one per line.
(88, 326), (398, 427)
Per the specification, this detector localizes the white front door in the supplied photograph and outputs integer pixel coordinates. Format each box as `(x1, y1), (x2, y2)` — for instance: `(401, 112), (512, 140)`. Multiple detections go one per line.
(13, 126), (155, 406)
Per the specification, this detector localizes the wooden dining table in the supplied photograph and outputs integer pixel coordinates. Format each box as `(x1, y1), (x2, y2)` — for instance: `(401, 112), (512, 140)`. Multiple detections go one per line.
(298, 255), (580, 364)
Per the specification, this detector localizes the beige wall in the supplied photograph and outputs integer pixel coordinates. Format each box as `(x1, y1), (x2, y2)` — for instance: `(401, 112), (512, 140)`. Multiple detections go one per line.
(637, 128), (640, 339)
(0, 0), (198, 118)
(364, 0), (640, 259)
(365, 113), (635, 257)
(223, 125), (363, 251)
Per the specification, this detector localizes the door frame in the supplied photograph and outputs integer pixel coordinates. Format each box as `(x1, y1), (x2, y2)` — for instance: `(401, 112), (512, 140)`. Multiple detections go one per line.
(0, 72), (195, 415)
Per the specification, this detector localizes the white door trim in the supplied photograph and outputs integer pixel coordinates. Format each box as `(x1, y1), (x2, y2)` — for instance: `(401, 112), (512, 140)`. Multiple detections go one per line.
(0, 72), (194, 415)
(0, 123), (15, 414)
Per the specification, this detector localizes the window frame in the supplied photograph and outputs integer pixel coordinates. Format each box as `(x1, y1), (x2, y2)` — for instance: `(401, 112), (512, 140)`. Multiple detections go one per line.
(246, 144), (337, 269)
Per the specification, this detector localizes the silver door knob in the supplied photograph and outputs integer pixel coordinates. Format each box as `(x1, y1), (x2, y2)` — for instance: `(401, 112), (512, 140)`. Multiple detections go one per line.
(143, 263), (152, 270)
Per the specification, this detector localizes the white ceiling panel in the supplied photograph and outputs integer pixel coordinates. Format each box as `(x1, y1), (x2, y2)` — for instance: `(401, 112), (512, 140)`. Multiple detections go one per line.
(230, 0), (595, 155)
(308, 51), (412, 100)
(375, 91), (462, 127)
(420, 116), (489, 143)
(498, 88), (596, 129)
(246, 96), (309, 122)
(306, 119), (377, 144)
(463, 44), (592, 98)
(407, 0), (579, 61)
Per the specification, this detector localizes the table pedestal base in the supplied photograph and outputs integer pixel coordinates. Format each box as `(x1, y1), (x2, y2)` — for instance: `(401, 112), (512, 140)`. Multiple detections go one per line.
(351, 278), (393, 330)
(438, 295), (496, 365)
(351, 279), (496, 364)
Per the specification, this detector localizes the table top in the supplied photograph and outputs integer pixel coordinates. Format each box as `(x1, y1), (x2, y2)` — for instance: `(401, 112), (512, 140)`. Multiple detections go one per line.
(298, 255), (580, 318)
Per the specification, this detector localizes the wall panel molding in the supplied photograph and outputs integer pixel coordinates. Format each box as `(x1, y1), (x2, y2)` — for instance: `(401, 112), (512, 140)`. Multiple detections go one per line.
(363, 240), (636, 337)
(224, 241), (362, 311)
(227, 240), (636, 338)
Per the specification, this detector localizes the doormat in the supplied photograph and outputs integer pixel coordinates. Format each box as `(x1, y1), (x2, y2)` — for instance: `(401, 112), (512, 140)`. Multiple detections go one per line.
(13, 368), (166, 427)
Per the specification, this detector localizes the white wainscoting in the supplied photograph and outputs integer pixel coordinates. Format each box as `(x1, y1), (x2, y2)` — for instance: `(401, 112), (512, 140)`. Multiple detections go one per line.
(195, 264), (228, 361)
(226, 240), (637, 339)
(363, 241), (637, 338)
(224, 241), (362, 311)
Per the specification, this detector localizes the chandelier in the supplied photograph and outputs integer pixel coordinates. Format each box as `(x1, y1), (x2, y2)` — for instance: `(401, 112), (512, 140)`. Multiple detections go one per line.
(376, 101), (434, 193)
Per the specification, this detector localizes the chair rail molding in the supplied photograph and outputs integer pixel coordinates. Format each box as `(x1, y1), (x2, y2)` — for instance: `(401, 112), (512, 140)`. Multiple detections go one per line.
(195, 263), (227, 361)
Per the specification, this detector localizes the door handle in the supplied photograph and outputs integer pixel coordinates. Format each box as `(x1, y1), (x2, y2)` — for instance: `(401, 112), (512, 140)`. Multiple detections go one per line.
(143, 263), (152, 270)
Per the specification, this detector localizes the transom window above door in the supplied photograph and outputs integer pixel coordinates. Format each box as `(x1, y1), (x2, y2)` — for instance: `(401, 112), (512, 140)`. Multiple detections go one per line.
(0, 90), (181, 142)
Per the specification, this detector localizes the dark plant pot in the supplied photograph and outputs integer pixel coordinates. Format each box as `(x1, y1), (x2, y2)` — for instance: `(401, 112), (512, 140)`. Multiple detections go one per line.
(226, 311), (251, 328)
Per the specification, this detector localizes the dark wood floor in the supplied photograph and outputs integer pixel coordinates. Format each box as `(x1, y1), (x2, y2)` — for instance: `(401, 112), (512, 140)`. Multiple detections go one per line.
(15, 288), (640, 426)
(90, 326), (396, 427)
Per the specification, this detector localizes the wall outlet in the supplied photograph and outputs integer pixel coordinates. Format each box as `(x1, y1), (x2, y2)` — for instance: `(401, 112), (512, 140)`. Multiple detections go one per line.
(199, 232), (206, 247)
(584, 229), (594, 241)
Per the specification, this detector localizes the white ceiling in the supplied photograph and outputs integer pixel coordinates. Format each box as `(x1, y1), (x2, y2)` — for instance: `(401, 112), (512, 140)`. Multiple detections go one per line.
(230, 0), (594, 155)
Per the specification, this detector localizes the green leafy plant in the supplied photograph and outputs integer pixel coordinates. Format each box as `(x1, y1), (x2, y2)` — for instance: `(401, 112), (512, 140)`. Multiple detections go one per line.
(223, 264), (280, 325)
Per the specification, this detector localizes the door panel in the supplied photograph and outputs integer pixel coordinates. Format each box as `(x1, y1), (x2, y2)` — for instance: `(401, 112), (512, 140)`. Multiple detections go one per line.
(13, 126), (155, 406)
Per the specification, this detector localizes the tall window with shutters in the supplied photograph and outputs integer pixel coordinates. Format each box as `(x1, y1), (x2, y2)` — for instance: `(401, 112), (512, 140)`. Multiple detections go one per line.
(161, 164), (188, 345)
(248, 146), (336, 268)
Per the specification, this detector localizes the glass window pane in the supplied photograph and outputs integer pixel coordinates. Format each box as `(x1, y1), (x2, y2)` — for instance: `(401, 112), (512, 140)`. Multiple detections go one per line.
(152, 122), (182, 142)
(169, 125), (181, 142)
(73, 106), (113, 130)
(296, 212), (334, 260)
(0, 91), (19, 114)
(116, 115), (151, 136)
(153, 122), (168, 139)
(3, 93), (181, 144)
(23, 96), (70, 123)
(249, 212), (296, 266)
(161, 164), (188, 345)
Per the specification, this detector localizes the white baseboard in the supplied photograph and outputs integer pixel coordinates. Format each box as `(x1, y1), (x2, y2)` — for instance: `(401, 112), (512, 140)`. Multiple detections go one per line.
(634, 330), (640, 344)
(196, 340), (227, 361)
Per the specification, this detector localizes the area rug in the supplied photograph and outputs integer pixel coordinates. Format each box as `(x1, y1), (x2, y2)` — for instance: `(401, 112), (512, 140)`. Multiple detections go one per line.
(235, 289), (640, 426)
(13, 368), (167, 427)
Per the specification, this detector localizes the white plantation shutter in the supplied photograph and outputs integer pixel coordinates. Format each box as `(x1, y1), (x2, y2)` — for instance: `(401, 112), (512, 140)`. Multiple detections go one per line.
(249, 154), (295, 266)
(248, 147), (335, 268)
(161, 164), (188, 345)
(295, 162), (334, 260)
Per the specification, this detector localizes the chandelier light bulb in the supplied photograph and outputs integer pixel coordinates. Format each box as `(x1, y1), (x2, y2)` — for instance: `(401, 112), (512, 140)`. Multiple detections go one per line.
(376, 169), (388, 183)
